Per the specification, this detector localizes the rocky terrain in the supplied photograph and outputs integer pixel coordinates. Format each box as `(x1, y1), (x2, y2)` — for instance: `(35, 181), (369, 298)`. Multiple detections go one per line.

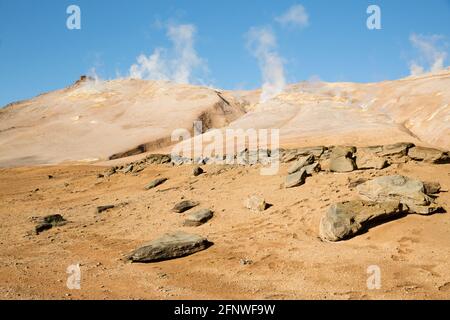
(0, 70), (449, 300)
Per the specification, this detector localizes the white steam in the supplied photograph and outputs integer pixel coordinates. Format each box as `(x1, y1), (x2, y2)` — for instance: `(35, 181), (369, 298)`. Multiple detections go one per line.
(275, 4), (309, 29)
(129, 23), (207, 84)
(409, 33), (448, 76)
(246, 26), (286, 103)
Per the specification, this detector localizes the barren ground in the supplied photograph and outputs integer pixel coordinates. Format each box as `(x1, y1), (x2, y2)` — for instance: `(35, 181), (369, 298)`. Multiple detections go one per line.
(1, 160), (449, 300)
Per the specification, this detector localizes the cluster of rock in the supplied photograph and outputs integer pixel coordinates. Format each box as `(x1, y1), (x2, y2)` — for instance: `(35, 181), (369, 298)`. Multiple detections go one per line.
(319, 175), (444, 242)
(104, 143), (449, 177)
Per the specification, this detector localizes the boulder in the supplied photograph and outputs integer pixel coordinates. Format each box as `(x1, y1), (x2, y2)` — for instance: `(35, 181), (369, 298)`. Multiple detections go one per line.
(285, 168), (307, 188)
(144, 178), (168, 190)
(127, 231), (212, 263)
(183, 209), (214, 226)
(172, 200), (199, 213)
(356, 175), (441, 215)
(244, 195), (267, 212)
(319, 200), (405, 242)
(146, 154), (171, 165)
(287, 155), (315, 174)
(330, 157), (356, 172)
(408, 146), (450, 164)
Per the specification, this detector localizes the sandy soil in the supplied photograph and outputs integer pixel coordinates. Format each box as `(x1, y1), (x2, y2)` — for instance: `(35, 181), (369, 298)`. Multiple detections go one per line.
(1, 160), (449, 300)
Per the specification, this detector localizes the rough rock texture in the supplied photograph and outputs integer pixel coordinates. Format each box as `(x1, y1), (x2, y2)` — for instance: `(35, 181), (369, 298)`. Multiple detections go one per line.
(127, 231), (212, 263)
(356, 151), (388, 170)
(287, 155), (315, 174)
(172, 200), (199, 213)
(319, 200), (405, 242)
(183, 209), (214, 226)
(285, 168), (307, 188)
(378, 143), (414, 158)
(193, 166), (204, 177)
(244, 195), (267, 212)
(304, 162), (321, 175)
(356, 175), (441, 215)
(35, 214), (67, 234)
(144, 178), (168, 190)
(330, 157), (356, 172)
(408, 146), (450, 164)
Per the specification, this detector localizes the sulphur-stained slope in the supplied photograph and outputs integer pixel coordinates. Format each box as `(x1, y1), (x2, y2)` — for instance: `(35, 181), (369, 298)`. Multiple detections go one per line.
(224, 69), (450, 150)
(0, 70), (449, 167)
(0, 78), (245, 167)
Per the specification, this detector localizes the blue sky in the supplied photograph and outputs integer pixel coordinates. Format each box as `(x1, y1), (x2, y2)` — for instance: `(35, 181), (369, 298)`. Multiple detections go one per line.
(0, 0), (449, 107)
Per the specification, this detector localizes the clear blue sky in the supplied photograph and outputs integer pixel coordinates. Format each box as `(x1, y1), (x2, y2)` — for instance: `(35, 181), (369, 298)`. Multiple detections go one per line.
(0, 0), (449, 107)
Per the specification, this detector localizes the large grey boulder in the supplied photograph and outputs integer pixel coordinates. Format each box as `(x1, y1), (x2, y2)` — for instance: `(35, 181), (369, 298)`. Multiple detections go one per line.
(287, 155), (314, 174)
(285, 168), (307, 188)
(408, 146), (450, 164)
(356, 175), (441, 215)
(127, 231), (212, 263)
(319, 200), (405, 241)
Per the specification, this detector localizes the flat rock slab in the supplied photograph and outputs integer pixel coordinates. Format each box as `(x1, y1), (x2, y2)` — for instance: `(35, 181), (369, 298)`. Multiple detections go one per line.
(145, 178), (168, 190)
(127, 231), (212, 263)
(319, 200), (405, 242)
(172, 200), (199, 213)
(378, 142), (414, 157)
(356, 151), (388, 170)
(408, 146), (450, 164)
(356, 175), (441, 215)
(183, 209), (214, 226)
(287, 155), (314, 174)
(285, 168), (307, 188)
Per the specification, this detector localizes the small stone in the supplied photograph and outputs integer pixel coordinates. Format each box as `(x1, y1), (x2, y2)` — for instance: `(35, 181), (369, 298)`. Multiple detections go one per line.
(144, 178), (168, 190)
(244, 195), (267, 212)
(35, 214), (67, 234)
(193, 166), (204, 176)
(96, 205), (115, 214)
(123, 165), (133, 174)
(183, 209), (214, 226)
(423, 181), (441, 194)
(172, 200), (199, 213)
(240, 259), (253, 265)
